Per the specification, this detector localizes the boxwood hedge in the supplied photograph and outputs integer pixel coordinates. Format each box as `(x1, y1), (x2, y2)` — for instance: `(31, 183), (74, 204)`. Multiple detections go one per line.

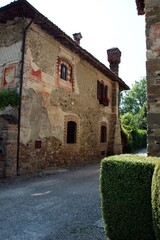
(100, 154), (157, 240)
(152, 163), (160, 240)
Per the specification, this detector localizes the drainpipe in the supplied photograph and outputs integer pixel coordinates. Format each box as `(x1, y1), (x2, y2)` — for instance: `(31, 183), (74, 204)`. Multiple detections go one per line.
(16, 17), (35, 176)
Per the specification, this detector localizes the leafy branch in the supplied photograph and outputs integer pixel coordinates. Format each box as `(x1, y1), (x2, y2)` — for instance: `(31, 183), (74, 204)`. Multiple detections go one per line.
(0, 89), (20, 110)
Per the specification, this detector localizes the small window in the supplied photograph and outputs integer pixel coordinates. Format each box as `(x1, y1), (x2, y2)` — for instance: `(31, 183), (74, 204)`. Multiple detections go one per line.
(97, 80), (109, 106)
(35, 140), (42, 149)
(61, 64), (67, 80)
(101, 126), (107, 143)
(67, 121), (77, 143)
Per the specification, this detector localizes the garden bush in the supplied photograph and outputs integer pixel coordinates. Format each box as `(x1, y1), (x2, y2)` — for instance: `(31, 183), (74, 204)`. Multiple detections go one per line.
(0, 89), (20, 110)
(152, 163), (160, 240)
(100, 154), (157, 240)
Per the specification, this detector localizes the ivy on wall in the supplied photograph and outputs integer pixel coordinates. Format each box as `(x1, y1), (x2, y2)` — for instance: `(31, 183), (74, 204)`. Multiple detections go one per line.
(0, 89), (20, 110)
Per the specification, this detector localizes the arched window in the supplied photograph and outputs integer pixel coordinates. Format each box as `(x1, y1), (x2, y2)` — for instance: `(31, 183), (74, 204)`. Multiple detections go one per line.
(67, 121), (77, 143)
(101, 125), (107, 143)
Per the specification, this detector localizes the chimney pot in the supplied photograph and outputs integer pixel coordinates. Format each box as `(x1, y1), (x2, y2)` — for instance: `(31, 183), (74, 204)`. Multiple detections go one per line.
(73, 32), (82, 45)
(107, 48), (121, 76)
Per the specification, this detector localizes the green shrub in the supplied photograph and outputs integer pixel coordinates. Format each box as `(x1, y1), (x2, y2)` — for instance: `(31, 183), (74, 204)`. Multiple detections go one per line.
(152, 163), (160, 240)
(121, 125), (132, 153)
(0, 89), (20, 110)
(100, 154), (157, 240)
(132, 129), (147, 150)
(121, 123), (147, 153)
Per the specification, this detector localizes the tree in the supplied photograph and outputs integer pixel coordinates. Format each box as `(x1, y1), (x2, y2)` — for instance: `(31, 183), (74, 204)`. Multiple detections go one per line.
(120, 77), (146, 115)
(120, 78), (147, 152)
(0, 89), (20, 110)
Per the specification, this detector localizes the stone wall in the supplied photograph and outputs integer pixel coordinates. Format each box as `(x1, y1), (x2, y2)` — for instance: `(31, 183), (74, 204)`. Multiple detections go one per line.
(145, 0), (160, 156)
(0, 116), (18, 177)
(18, 22), (122, 173)
(0, 17), (123, 175)
(0, 18), (24, 177)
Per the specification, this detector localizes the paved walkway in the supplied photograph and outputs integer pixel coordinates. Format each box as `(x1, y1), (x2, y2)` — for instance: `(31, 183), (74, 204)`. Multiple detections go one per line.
(133, 148), (147, 156)
(0, 149), (148, 240)
(0, 164), (106, 240)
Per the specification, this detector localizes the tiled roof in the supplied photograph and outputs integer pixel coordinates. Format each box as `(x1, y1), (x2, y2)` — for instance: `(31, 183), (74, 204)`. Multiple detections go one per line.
(0, 0), (129, 90)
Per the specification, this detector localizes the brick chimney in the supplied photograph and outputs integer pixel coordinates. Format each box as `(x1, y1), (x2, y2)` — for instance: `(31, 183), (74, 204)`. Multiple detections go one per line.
(107, 48), (121, 76)
(73, 33), (82, 45)
(135, 0), (145, 15)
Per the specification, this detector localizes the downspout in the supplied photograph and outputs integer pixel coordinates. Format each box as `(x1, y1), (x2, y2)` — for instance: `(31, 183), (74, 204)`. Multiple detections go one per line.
(16, 17), (35, 176)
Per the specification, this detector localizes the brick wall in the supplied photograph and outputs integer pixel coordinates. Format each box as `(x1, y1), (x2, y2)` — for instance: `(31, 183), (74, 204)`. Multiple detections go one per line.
(145, 0), (160, 156)
(0, 117), (18, 177)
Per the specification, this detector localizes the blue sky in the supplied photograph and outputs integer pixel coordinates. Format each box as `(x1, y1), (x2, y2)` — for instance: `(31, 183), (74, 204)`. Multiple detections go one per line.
(0, 0), (146, 87)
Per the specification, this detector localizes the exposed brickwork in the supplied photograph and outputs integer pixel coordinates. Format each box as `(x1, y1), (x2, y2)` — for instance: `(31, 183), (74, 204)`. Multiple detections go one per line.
(107, 48), (121, 76)
(144, 0), (160, 156)
(0, 117), (18, 177)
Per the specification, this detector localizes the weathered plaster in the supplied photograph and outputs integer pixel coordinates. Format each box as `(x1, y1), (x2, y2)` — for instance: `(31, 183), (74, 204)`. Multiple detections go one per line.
(0, 16), (123, 174)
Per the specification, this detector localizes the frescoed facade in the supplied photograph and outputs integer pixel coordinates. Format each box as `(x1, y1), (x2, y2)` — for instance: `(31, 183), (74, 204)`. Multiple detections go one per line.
(0, 0), (129, 177)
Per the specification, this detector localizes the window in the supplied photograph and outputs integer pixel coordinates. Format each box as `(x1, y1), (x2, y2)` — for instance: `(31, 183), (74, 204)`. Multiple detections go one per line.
(35, 140), (42, 149)
(97, 80), (109, 106)
(67, 121), (77, 143)
(0, 137), (3, 155)
(56, 57), (75, 92)
(101, 126), (107, 143)
(60, 64), (67, 80)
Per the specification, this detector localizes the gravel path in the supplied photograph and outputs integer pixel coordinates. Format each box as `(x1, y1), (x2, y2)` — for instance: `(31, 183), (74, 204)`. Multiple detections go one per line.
(0, 164), (107, 240)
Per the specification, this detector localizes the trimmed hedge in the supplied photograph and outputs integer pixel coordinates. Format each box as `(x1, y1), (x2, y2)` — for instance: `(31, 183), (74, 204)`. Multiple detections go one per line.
(100, 154), (157, 240)
(152, 163), (160, 240)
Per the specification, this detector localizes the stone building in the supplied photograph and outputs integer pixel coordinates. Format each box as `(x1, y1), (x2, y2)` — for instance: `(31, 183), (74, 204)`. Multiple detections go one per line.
(136, 0), (160, 156)
(0, 0), (129, 177)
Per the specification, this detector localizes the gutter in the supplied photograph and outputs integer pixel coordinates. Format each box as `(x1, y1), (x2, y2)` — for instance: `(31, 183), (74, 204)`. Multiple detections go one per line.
(16, 17), (35, 176)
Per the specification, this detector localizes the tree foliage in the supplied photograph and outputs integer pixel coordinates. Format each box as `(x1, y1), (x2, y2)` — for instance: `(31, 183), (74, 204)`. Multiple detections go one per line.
(120, 78), (147, 152)
(0, 89), (20, 110)
(120, 77), (146, 116)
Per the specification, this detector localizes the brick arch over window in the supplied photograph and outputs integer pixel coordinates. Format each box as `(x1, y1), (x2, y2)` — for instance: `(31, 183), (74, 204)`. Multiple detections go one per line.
(64, 115), (80, 145)
(56, 56), (75, 92)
